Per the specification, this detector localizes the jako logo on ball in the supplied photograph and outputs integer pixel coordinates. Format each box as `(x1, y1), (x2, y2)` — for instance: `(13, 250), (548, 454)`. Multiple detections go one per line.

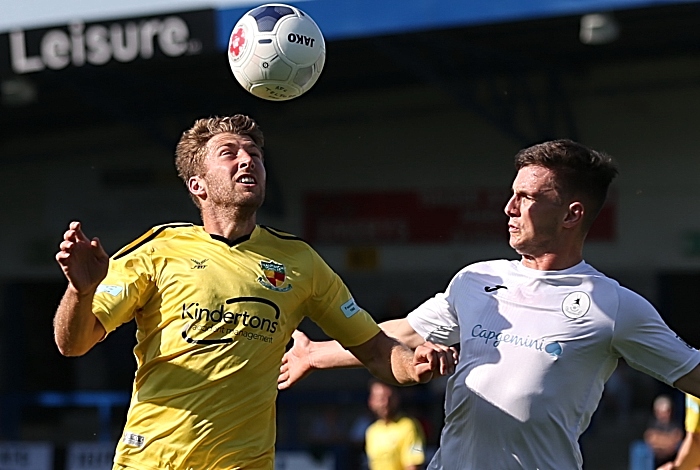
(228, 3), (326, 101)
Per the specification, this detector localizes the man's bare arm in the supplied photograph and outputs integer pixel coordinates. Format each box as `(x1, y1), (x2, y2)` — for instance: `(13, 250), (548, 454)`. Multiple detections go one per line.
(346, 330), (454, 385)
(53, 221), (109, 356)
(278, 318), (452, 389)
(657, 431), (700, 470)
(54, 287), (106, 356)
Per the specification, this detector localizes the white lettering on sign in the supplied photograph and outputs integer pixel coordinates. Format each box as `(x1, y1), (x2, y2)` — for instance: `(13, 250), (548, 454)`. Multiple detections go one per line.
(10, 16), (197, 74)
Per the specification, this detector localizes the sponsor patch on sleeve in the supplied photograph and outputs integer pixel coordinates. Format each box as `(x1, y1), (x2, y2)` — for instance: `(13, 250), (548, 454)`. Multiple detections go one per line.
(340, 298), (360, 318)
(122, 431), (145, 448)
(96, 284), (123, 296)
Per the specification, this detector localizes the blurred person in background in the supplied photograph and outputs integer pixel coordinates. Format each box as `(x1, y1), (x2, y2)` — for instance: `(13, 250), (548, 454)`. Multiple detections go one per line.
(645, 394), (684, 467)
(52, 114), (456, 470)
(658, 394), (700, 470)
(279, 139), (700, 470)
(365, 379), (426, 470)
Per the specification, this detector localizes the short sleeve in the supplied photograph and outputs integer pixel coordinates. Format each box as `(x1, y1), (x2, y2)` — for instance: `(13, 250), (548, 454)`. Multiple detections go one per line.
(399, 417), (426, 467)
(612, 287), (700, 385)
(304, 250), (380, 348)
(407, 272), (463, 346)
(686, 394), (700, 432)
(92, 246), (155, 334)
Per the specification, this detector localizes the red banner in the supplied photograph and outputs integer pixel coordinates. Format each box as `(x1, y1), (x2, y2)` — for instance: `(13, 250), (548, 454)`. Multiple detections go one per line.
(304, 189), (615, 244)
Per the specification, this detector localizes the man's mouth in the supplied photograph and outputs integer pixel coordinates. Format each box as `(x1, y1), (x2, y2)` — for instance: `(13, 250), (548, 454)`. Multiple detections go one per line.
(236, 175), (256, 184)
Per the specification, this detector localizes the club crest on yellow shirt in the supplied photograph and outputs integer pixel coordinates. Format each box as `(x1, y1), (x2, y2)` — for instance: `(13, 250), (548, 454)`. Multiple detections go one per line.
(258, 260), (292, 292)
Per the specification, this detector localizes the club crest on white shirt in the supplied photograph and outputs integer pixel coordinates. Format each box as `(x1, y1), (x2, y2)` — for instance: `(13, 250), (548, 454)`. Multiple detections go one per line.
(562, 292), (591, 319)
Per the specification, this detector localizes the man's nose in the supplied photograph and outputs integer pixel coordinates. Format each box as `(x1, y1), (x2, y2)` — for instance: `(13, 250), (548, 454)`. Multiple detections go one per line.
(238, 154), (255, 170)
(504, 196), (518, 216)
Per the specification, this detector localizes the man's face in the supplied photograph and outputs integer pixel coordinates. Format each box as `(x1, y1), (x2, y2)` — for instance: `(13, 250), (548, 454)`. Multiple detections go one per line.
(368, 383), (398, 420)
(198, 132), (266, 211)
(504, 165), (569, 258)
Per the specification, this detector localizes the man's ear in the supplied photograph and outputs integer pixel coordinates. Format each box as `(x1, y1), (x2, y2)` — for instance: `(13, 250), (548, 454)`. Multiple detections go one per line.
(563, 201), (584, 228)
(188, 176), (207, 200)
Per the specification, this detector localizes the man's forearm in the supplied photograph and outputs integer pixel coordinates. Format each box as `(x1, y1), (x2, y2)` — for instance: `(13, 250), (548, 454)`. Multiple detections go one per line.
(672, 432), (700, 470)
(309, 318), (425, 370)
(278, 320), (435, 391)
(54, 286), (104, 357)
(388, 339), (422, 385)
(311, 339), (415, 383)
(348, 332), (422, 386)
(309, 339), (364, 369)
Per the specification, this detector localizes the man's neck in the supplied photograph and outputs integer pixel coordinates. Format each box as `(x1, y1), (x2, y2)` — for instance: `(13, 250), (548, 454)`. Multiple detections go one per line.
(202, 209), (257, 241)
(520, 252), (583, 271)
(380, 413), (400, 424)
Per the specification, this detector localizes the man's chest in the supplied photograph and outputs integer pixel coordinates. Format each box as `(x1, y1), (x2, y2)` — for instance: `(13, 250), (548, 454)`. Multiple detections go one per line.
(145, 250), (311, 345)
(455, 278), (615, 366)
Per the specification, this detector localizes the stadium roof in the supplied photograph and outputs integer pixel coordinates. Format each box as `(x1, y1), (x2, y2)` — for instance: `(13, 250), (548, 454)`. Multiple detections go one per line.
(217, 0), (700, 46)
(2, 0), (699, 41)
(1, 0), (699, 152)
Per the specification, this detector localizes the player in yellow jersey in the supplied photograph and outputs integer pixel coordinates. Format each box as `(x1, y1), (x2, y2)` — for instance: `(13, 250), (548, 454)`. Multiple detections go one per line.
(658, 394), (700, 470)
(53, 114), (457, 470)
(365, 379), (426, 470)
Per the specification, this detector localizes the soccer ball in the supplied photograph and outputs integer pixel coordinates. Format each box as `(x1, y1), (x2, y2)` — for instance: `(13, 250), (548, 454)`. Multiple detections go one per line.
(228, 4), (326, 101)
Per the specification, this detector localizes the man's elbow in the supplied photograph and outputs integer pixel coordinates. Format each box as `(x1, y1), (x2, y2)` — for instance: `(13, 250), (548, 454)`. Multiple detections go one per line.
(54, 317), (105, 357)
(54, 336), (92, 357)
(690, 431), (700, 445)
(56, 344), (89, 357)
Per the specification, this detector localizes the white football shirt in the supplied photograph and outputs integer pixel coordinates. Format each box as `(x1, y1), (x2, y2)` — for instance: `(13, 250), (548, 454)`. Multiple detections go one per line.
(407, 259), (700, 470)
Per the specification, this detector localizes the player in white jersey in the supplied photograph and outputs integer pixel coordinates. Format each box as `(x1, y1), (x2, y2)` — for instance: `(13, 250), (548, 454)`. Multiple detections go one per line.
(278, 139), (700, 469)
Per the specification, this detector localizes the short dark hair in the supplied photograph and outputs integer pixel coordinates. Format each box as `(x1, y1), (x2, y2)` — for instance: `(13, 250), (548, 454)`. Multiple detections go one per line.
(514, 139), (618, 231)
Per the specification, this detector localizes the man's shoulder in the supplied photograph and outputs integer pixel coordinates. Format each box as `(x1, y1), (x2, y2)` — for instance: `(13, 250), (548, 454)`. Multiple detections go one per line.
(458, 259), (518, 277)
(256, 225), (320, 259)
(442, 260), (518, 290)
(575, 263), (642, 298)
(689, 393), (700, 407)
(365, 419), (383, 434)
(396, 415), (423, 429)
(113, 222), (197, 259)
(258, 225), (306, 243)
(138, 222), (199, 241)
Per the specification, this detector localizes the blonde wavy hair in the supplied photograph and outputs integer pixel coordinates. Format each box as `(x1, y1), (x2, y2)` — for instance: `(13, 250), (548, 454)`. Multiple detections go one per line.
(174, 114), (264, 207)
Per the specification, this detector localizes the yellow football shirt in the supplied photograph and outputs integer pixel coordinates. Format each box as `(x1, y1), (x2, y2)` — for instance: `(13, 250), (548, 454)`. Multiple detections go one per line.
(685, 394), (700, 432)
(365, 415), (426, 470)
(92, 223), (381, 470)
